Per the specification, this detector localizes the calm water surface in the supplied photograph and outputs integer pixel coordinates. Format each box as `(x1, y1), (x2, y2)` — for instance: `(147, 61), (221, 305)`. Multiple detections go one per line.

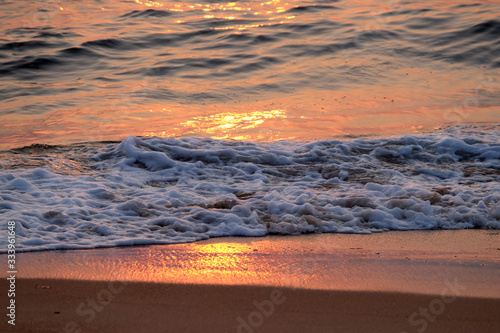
(0, 0), (499, 148)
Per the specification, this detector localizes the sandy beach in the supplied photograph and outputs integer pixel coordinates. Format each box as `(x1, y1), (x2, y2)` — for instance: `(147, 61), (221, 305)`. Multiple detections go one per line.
(2, 279), (500, 333)
(1, 230), (499, 332)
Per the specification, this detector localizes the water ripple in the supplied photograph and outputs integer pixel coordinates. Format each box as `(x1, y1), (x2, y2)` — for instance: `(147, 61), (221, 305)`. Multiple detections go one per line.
(0, 0), (499, 148)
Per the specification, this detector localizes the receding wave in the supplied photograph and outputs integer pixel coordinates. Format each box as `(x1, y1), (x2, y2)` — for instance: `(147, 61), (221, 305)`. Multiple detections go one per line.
(1, 125), (499, 252)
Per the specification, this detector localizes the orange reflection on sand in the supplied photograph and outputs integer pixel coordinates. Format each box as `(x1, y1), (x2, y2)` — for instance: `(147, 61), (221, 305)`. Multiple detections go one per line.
(129, 241), (269, 284)
(185, 243), (252, 278)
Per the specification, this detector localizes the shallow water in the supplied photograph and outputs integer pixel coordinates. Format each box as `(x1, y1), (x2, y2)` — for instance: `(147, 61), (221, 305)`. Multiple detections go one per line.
(1, 0), (500, 148)
(1, 125), (499, 252)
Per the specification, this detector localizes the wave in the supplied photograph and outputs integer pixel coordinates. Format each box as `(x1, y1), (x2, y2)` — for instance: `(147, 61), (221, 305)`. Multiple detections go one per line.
(1, 125), (499, 253)
(1, 5), (498, 105)
(120, 9), (172, 19)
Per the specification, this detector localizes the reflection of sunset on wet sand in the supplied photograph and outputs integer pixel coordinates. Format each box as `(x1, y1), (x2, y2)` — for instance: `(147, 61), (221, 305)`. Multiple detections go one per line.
(13, 232), (500, 296)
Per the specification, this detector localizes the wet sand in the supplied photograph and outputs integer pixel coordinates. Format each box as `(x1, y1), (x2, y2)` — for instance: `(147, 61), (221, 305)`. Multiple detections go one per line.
(2, 279), (500, 333)
(1, 230), (499, 332)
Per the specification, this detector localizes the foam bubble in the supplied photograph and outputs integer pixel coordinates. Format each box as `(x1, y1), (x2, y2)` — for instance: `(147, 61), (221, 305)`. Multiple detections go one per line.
(1, 124), (499, 252)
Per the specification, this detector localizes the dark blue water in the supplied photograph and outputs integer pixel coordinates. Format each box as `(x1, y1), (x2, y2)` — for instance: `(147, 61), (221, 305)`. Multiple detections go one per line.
(0, 0), (499, 148)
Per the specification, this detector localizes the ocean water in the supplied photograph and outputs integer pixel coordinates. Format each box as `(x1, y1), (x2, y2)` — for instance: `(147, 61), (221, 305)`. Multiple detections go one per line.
(1, 0), (499, 148)
(1, 0), (500, 252)
(1, 125), (499, 252)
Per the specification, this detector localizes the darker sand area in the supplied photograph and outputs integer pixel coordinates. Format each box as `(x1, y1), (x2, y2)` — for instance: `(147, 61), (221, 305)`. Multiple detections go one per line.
(2, 279), (500, 333)
(1, 230), (499, 332)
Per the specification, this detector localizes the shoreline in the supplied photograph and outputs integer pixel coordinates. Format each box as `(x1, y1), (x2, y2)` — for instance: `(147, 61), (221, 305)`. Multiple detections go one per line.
(1, 230), (499, 332)
(6, 230), (500, 297)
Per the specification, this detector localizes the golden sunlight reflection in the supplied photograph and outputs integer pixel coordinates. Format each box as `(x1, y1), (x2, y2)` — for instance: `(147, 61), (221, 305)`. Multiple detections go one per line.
(134, 0), (297, 31)
(143, 109), (287, 140)
(129, 241), (272, 284)
(16, 232), (500, 294)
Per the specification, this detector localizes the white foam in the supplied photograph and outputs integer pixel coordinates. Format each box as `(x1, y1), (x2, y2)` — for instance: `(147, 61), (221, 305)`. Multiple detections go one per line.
(1, 124), (499, 252)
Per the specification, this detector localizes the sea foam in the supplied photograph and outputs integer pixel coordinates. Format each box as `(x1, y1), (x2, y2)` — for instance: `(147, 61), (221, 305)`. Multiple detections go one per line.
(1, 125), (499, 252)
